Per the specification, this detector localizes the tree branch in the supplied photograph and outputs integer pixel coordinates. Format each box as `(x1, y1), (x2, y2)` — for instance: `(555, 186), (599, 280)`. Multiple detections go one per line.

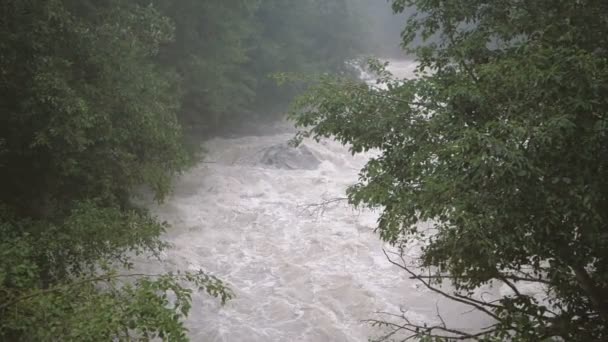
(413, 273), (552, 286)
(297, 197), (349, 217)
(383, 249), (503, 321)
(571, 264), (608, 322)
(366, 313), (500, 342)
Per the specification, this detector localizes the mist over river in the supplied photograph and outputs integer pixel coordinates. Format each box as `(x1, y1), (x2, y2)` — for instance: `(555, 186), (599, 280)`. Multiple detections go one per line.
(139, 60), (493, 341)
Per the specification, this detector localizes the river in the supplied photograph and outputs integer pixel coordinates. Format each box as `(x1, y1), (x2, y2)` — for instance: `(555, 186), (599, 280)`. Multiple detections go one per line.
(140, 60), (493, 341)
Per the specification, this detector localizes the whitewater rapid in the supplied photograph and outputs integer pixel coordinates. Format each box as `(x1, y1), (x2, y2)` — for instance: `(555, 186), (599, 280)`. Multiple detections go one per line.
(141, 60), (493, 341)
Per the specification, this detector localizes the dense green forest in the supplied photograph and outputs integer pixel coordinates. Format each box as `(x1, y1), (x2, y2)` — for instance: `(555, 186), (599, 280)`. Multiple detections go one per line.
(152, 0), (371, 134)
(292, 0), (608, 340)
(0, 0), (371, 339)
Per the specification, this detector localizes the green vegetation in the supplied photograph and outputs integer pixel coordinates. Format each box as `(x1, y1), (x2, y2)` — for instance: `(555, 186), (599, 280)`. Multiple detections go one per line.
(154, 0), (369, 134)
(291, 0), (608, 340)
(0, 0), (365, 340)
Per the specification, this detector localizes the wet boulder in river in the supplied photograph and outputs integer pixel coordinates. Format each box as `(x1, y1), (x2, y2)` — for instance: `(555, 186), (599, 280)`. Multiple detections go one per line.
(259, 143), (321, 170)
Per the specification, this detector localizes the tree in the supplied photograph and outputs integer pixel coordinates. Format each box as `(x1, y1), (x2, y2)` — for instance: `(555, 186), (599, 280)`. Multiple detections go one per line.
(150, 0), (368, 136)
(153, 0), (260, 133)
(0, 1), (230, 340)
(290, 0), (608, 340)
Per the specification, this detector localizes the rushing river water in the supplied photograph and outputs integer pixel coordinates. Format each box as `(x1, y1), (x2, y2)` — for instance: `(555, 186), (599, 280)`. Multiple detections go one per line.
(141, 60), (493, 341)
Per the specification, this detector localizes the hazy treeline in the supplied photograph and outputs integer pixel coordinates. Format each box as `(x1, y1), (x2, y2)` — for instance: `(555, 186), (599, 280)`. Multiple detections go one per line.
(154, 0), (372, 133)
(0, 0), (379, 339)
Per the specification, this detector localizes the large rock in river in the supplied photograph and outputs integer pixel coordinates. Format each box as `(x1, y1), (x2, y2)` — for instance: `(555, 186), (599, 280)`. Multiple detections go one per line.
(258, 143), (321, 170)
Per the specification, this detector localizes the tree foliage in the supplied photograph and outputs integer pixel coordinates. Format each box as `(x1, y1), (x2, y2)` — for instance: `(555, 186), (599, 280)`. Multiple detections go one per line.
(291, 0), (608, 340)
(0, 1), (229, 340)
(152, 0), (368, 134)
(153, 0), (260, 129)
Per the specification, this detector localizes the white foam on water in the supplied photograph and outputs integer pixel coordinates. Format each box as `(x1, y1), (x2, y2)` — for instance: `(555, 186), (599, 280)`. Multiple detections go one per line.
(140, 132), (492, 341)
(356, 58), (418, 82)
